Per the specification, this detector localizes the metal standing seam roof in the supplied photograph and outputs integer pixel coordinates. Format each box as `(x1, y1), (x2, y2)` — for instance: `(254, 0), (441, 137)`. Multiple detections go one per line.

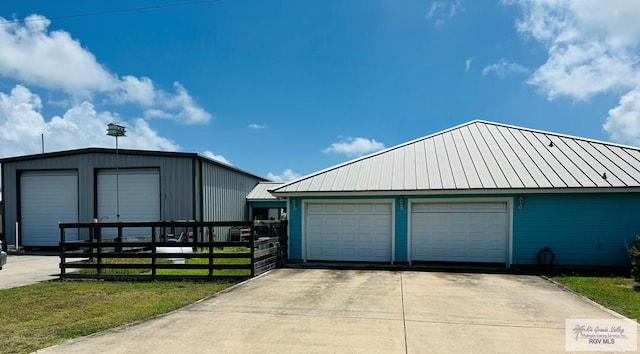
(271, 120), (640, 195)
(247, 182), (285, 201)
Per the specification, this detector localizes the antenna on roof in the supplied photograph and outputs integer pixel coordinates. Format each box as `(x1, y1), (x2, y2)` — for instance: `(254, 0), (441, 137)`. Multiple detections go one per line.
(41, 133), (45, 154)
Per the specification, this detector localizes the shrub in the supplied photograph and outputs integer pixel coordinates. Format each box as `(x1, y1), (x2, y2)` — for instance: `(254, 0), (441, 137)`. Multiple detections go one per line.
(628, 235), (640, 288)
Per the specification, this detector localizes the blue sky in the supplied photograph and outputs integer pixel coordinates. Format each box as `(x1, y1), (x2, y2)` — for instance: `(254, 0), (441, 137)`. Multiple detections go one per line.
(1, 0), (639, 181)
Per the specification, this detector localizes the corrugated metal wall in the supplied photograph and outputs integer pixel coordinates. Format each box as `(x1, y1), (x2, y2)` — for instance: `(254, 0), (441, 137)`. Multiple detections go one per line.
(1, 151), (195, 246)
(200, 160), (263, 240)
(1, 149), (265, 247)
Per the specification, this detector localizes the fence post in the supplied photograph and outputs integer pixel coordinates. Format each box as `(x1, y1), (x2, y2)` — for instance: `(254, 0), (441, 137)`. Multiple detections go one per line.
(90, 221), (97, 263)
(250, 224), (255, 277)
(116, 225), (123, 253)
(59, 226), (65, 280)
(208, 228), (214, 278)
(97, 223), (102, 275)
(151, 226), (157, 278)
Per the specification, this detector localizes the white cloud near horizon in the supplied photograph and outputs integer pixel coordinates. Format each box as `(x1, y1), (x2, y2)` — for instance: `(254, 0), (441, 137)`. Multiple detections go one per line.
(0, 85), (179, 158)
(506, 0), (640, 145)
(248, 123), (265, 129)
(267, 169), (301, 182)
(465, 59), (472, 72)
(202, 150), (231, 165)
(323, 137), (385, 157)
(0, 14), (211, 126)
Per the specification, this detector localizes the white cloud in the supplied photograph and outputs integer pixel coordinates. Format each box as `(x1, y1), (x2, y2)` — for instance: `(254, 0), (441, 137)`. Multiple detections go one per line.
(506, 1), (640, 143)
(0, 85), (47, 153)
(123, 119), (180, 151)
(0, 15), (118, 95)
(143, 109), (173, 120)
(248, 123), (265, 129)
(162, 82), (212, 125)
(202, 150), (231, 165)
(465, 59), (472, 72)
(267, 169), (301, 182)
(527, 42), (637, 101)
(323, 137), (385, 157)
(426, 1), (463, 27)
(0, 85), (178, 158)
(482, 59), (529, 78)
(603, 87), (640, 145)
(113, 76), (156, 106)
(0, 15), (212, 125)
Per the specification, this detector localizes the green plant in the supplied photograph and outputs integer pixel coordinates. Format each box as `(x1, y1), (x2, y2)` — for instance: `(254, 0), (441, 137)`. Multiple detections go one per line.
(627, 234), (640, 288)
(553, 276), (640, 320)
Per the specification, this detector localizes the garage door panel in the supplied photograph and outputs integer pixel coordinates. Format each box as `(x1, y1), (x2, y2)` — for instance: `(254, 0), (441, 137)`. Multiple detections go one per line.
(306, 202), (392, 262)
(413, 202), (506, 213)
(98, 169), (159, 238)
(342, 233), (357, 242)
(411, 202), (508, 263)
(21, 171), (79, 246)
(341, 248), (357, 257)
(343, 219), (356, 227)
(309, 247), (324, 257)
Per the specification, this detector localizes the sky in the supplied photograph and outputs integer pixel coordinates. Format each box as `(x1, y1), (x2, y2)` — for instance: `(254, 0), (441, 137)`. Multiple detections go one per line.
(1, 0), (640, 182)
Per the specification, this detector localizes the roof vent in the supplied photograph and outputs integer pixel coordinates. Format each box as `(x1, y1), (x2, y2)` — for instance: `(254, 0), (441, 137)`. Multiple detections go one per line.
(602, 172), (607, 180)
(548, 140), (554, 147)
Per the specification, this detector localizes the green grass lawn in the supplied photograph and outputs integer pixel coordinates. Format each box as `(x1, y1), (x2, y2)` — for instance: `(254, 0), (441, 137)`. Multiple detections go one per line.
(0, 280), (238, 354)
(77, 247), (252, 277)
(553, 276), (640, 320)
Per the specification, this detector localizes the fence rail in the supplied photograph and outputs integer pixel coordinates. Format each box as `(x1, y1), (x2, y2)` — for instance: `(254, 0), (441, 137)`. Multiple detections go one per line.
(59, 220), (285, 281)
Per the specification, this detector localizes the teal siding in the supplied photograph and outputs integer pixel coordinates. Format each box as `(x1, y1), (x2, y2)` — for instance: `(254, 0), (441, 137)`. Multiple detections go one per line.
(288, 198), (303, 260)
(395, 197), (408, 262)
(513, 193), (640, 266)
(287, 192), (640, 266)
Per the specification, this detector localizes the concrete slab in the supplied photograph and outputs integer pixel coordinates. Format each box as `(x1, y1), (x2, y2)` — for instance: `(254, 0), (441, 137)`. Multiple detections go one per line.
(36, 269), (637, 353)
(0, 255), (61, 289)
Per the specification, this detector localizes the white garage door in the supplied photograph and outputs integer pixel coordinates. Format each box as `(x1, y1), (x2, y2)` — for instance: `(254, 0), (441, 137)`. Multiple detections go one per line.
(306, 203), (392, 262)
(411, 202), (508, 263)
(97, 169), (160, 223)
(20, 171), (79, 246)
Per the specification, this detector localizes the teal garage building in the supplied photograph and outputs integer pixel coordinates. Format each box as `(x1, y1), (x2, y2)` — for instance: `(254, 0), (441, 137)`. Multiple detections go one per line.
(271, 120), (640, 267)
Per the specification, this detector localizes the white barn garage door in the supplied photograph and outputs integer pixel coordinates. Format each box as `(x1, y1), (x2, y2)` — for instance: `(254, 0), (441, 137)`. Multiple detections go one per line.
(305, 202), (392, 262)
(20, 171), (79, 246)
(411, 202), (508, 263)
(97, 169), (160, 223)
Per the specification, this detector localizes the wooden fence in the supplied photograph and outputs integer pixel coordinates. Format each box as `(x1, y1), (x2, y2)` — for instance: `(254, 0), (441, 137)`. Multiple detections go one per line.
(59, 220), (285, 281)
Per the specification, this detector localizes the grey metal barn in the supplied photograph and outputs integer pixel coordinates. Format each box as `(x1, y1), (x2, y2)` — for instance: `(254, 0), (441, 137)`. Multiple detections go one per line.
(0, 148), (266, 249)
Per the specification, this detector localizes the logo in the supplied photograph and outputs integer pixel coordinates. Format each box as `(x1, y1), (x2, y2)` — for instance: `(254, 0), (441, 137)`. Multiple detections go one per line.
(566, 319), (637, 351)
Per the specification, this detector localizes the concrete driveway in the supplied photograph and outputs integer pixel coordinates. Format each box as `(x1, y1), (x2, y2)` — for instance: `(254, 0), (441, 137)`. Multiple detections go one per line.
(38, 269), (631, 353)
(0, 255), (61, 289)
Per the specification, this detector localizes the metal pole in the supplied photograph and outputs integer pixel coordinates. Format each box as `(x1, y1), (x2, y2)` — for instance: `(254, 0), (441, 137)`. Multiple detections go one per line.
(116, 135), (120, 221)
(107, 123), (126, 222)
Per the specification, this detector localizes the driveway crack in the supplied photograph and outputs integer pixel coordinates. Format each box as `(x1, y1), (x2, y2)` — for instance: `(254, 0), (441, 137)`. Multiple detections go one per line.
(400, 272), (408, 354)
